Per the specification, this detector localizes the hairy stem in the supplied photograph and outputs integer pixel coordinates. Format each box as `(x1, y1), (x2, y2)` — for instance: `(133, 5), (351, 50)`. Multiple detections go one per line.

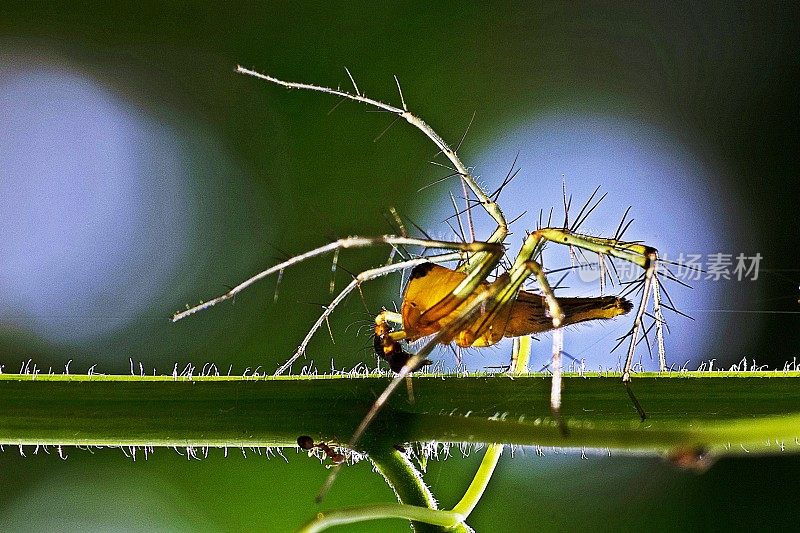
(1, 372), (799, 456)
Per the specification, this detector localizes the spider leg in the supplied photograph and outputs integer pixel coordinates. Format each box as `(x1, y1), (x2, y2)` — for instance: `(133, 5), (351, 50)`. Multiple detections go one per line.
(532, 228), (664, 373)
(271, 241), (502, 375)
(172, 235), (497, 322)
(653, 275), (666, 371)
(526, 227), (665, 420)
(471, 240), (567, 431)
(235, 67), (509, 265)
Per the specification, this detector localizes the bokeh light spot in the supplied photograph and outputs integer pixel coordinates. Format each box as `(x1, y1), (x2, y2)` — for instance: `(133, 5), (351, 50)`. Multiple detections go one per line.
(0, 67), (190, 344)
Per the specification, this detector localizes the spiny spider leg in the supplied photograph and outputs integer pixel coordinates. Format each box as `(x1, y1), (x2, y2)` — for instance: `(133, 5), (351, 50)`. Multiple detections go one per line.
(525, 227), (665, 418)
(172, 236), (494, 322)
(653, 276), (666, 370)
(275, 242), (501, 375)
(235, 66), (509, 266)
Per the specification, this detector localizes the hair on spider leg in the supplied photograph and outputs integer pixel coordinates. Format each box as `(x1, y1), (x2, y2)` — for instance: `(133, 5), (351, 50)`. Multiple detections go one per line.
(535, 208), (552, 236)
(651, 279), (692, 321)
(380, 209), (412, 261)
(441, 197), (482, 227)
(644, 311), (672, 338)
(391, 74), (408, 112)
(454, 109), (477, 154)
(613, 206), (634, 242)
(447, 192), (469, 244)
(394, 211), (436, 243)
(659, 302), (693, 323)
(344, 312), (378, 333)
(326, 96), (348, 116)
(488, 153), (522, 203)
(561, 179), (573, 229)
(658, 265), (697, 290)
(548, 270), (572, 293)
(618, 276), (648, 300)
(428, 159), (459, 174)
(262, 240), (295, 263)
(638, 320), (656, 359)
(507, 209), (528, 228)
(373, 114), (403, 143)
(417, 170), (464, 193)
(569, 186), (607, 232)
(342, 66), (361, 96)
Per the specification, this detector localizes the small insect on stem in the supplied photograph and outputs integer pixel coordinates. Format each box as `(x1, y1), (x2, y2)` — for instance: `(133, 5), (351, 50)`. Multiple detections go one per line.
(666, 446), (715, 472)
(297, 435), (346, 465)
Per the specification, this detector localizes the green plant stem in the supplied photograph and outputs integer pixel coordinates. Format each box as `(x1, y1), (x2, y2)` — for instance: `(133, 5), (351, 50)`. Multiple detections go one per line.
(307, 336), (521, 533)
(367, 446), (454, 533)
(297, 503), (465, 533)
(5, 369), (800, 531)
(2, 372), (800, 456)
(303, 444), (486, 533)
(451, 443), (503, 518)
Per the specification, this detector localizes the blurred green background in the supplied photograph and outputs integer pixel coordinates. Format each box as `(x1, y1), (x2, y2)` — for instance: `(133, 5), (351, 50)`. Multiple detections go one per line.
(1, 2), (798, 531)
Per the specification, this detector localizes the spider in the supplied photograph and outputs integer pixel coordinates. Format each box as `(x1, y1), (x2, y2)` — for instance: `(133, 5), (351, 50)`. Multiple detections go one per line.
(172, 66), (667, 488)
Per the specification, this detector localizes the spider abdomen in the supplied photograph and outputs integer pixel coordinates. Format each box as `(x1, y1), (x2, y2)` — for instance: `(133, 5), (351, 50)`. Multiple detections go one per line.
(401, 263), (632, 348)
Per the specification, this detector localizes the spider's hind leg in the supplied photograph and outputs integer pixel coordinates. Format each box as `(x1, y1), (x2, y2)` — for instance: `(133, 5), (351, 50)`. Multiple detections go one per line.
(515, 228), (665, 421)
(534, 228), (666, 379)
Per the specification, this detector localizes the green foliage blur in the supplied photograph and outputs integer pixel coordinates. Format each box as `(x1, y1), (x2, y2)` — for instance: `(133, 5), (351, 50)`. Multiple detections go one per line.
(1, 2), (798, 532)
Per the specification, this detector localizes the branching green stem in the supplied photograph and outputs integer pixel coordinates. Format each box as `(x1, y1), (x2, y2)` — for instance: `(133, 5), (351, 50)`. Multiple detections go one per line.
(451, 443), (503, 518)
(297, 503), (466, 533)
(4, 368), (800, 531)
(367, 446), (447, 533)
